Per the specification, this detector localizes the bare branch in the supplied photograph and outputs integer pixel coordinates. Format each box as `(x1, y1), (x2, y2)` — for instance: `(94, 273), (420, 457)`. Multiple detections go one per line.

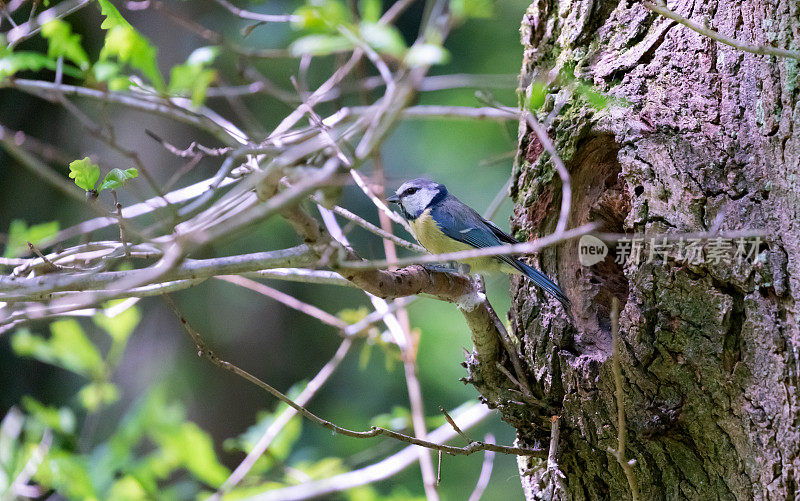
(440, 406), (472, 444)
(521, 112), (571, 235)
(338, 224), (596, 270)
(244, 268), (356, 288)
(608, 297), (640, 501)
(3, 79), (242, 146)
(211, 0), (299, 23)
(213, 338), (354, 498)
(0, 245), (315, 302)
(644, 1), (800, 61)
(165, 297), (546, 458)
(398, 105), (520, 120)
(5, 0), (91, 47)
(467, 434), (496, 501)
(216, 275), (349, 330)
(249, 404), (502, 501)
(316, 198), (425, 253)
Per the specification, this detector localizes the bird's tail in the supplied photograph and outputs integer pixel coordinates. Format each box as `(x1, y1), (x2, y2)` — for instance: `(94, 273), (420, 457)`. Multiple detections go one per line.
(514, 259), (572, 315)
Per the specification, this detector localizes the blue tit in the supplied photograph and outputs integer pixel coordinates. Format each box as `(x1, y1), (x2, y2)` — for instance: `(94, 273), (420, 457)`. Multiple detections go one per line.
(387, 178), (570, 312)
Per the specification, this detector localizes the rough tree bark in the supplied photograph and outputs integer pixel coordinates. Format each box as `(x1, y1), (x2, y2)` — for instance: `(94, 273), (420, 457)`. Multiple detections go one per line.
(473, 1), (799, 499)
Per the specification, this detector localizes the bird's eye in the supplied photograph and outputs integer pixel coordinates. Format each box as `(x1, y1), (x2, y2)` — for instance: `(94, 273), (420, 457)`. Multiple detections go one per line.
(404, 187), (418, 196)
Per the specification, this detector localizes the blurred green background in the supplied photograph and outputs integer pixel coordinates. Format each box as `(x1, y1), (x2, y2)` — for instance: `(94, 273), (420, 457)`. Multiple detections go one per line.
(1, 0), (532, 498)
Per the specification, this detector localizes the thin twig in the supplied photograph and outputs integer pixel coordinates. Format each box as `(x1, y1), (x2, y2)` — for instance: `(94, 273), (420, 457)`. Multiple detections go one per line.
(3, 79), (240, 145)
(5, 0), (91, 47)
(338, 223), (596, 270)
(398, 105), (519, 120)
(644, 1), (800, 61)
(163, 295), (546, 457)
(212, 0), (299, 23)
(111, 190), (131, 258)
(436, 450), (442, 485)
(350, 169), (410, 230)
(248, 403), (497, 501)
(145, 129), (231, 158)
(522, 112), (571, 236)
(483, 177), (513, 220)
(608, 297), (639, 501)
(314, 197), (425, 253)
(467, 434), (496, 501)
(213, 338), (354, 498)
(216, 275), (349, 330)
(26, 242), (60, 272)
(1, 245), (315, 302)
(440, 405), (472, 443)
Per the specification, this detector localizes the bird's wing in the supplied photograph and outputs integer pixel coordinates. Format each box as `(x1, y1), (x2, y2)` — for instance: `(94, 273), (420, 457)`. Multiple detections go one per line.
(480, 217), (518, 244)
(429, 198), (520, 268)
(431, 197), (571, 312)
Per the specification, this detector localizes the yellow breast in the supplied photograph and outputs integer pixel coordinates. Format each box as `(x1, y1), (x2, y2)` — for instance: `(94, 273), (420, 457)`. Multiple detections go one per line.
(409, 209), (504, 273)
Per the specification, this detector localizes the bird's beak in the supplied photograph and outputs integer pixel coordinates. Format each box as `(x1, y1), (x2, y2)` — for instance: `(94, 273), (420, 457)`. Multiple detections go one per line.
(386, 194), (399, 204)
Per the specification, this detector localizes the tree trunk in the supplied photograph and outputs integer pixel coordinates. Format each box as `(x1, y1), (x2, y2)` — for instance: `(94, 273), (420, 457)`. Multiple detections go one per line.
(497, 1), (799, 499)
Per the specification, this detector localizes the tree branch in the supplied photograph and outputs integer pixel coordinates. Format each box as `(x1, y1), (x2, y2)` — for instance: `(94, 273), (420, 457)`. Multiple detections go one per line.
(165, 296), (546, 458)
(644, 1), (800, 61)
(0, 245), (315, 302)
(608, 297), (639, 501)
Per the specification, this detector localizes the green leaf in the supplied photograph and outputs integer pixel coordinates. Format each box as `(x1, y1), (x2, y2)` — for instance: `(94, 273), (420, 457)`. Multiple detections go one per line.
(336, 306), (369, 325)
(97, 0), (165, 91)
(11, 321), (104, 378)
(68, 157), (100, 191)
(78, 382), (120, 412)
(153, 422), (230, 487)
(34, 450), (96, 499)
(292, 0), (352, 34)
(224, 383), (305, 473)
(97, 168), (139, 192)
(290, 34), (354, 56)
(290, 457), (347, 481)
(168, 47), (219, 107)
(359, 0), (381, 23)
(0, 51), (56, 79)
(3, 220), (59, 258)
(358, 340), (372, 370)
(450, 0), (493, 20)
(94, 301), (141, 344)
(92, 60), (131, 91)
(49, 320), (104, 378)
(359, 23), (406, 57)
(526, 81), (547, 111)
(404, 44), (450, 67)
(21, 397), (76, 435)
(41, 19), (90, 70)
(369, 406), (411, 431)
(107, 476), (148, 500)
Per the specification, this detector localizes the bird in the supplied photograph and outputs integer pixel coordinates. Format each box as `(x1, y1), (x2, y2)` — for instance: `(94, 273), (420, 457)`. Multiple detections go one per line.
(386, 178), (571, 313)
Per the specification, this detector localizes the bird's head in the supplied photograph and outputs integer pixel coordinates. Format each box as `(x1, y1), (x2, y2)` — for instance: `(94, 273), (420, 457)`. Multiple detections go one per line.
(387, 178), (447, 220)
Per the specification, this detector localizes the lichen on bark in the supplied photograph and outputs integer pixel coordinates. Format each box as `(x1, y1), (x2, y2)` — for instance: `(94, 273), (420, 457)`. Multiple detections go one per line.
(479, 1), (800, 499)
